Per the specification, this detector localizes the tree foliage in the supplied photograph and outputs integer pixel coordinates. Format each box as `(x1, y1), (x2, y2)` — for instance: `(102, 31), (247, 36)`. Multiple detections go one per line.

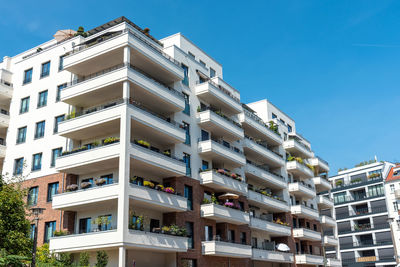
(95, 251), (108, 267)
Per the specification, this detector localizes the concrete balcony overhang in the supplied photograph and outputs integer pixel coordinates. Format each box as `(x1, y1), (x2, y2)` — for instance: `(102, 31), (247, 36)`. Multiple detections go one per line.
(202, 241), (252, 258)
(243, 138), (285, 168)
(309, 157), (330, 173)
(56, 142), (120, 175)
(394, 189), (400, 199)
(239, 112), (282, 146)
(0, 144), (6, 158)
(0, 83), (12, 102)
(288, 182), (316, 199)
(323, 236), (339, 246)
(126, 230), (188, 252)
(283, 139), (313, 158)
(317, 195), (334, 209)
(313, 176), (332, 192)
(320, 215), (336, 228)
(52, 183), (119, 211)
(61, 65), (184, 113)
(199, 170), (248, 196)
(50, 230), (120, 252)
(130, 143), (186, 178)
(252, 248), (294, 263)
(292, 228), (322, 241)
(64, 29), (184, 83)
(326, 258), (342, 267)
(197, 110), (244, 141)
(247, 190), (290, 213)
(290, 205), (320, 221)
(198, 140), (246, 167)
(244, 164), (286, 190)
(249, 217), (291, 236)
(128, 184), (187, 212)
(0, 113), (9, 128)
(195, 81), (242, 115)
(286, 161), (314, 179)
(200, 203), (250, 225)
(295, 254), (324, 266)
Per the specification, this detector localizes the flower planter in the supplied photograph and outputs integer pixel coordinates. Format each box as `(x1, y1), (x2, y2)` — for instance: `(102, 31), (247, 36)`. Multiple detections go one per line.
(95, 178), (106, 186)
(66, 184), (78, 192)
(81, 182), (92, 189)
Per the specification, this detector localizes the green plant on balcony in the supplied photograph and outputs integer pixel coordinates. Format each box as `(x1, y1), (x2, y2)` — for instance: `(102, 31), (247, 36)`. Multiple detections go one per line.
(295, 157), (303, 164)
(137, 140), (150, 148)
(143, 181), (155, 189)
(211, 193), (218, 204)
(202, 198), (211, 204)
(163, 150), (171, 156)
(306, 163), (315, 172)
(65, 110), (76, 120)
(129, 212), (144, 231)
(335, 180), (343, 187)
(197, 106), (201, 112)
(53, 230), (68, 236)
(268, 121), (280, 135)
(93, 216), (111, 230)
(103, 137), (119, 145)
(368, 173), (381, 179)
(351, 178), (362, 184)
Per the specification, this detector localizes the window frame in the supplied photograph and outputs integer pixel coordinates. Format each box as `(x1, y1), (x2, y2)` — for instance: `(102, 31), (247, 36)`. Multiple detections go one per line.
(32, 153), (42, 171)
(40, 61), (51, 78)
(35, 121), (46, 139)
(23, 68), (33, 84)
(37, 90), (48, 108)
(16, 126), (27, 144)
(20, 97), (30, 114)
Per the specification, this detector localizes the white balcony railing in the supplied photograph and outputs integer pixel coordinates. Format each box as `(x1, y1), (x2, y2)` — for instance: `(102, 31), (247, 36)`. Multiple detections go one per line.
(283, 139), (313, 158)
(309, 156), (330, 173)
(244, 163), (286, 189)
(199, 170), (248, 196)
(290, 205), (320, 220)
(313, 176), (332, 192)
(198, 139), (246, 167)
(249, 217), (291, 236)
(126, 230), (188, 252)
(295, 254), (324, 265)
(202, 240), (252, 258)
(200, 203), (250, 225)
(292, 228), (322, 241)
(248, 190), (289, 212)
(317, 195), (334, 209)
(0, 144), (6, 158)
(286, 161), (314, 179)
(326, 258), (342, 267)
(243, 137), (285, 167)
(320, 215), (336, 228)
(288, 182), (316, 199)
(323, 235), (339, 246)
(252, 248), (294, 263)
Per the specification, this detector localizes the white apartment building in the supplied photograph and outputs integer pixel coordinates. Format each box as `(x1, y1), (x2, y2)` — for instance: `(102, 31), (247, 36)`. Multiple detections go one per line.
(0, 16), (339, 267)
(327, 161), (396, 267)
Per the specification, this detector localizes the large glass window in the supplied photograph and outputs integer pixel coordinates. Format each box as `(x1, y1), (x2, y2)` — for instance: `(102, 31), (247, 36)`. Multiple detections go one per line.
(32, 153), (42, 171)
(204, 225), (213, 241)
(100, 174), (113, 185)
(184, 185), (193, 210)
(44, 221), (56, 243)
(37, 90), (48, 108)
(27, 186), (39, 206)
(14, 157), (24, 175)
(210, 67), (216, 78)
(183, 122), (190, 145)
(368, 184), (384, 197)
(79, 218), (92, 234)
(17, 126), (27, 144)
(40, 61), (51, 78)
(23, 68), (33, 84)
(20, 97), (30, 114)
(183, 153), (191, 177)
(183, 93), (190, 115)
(334, 192), (346, 204)
(56, 83), (67, 102)
(35, 121), (46, 139)
(51, 147), (62, 167)
(186, 222), (194, 249)
(181, 64), (189, 86)
(47, 182), (59, 202)
(53, 115), (64, 133)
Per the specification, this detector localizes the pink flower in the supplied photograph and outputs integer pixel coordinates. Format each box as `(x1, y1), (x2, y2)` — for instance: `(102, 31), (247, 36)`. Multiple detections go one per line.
(224, 202), (234, 207)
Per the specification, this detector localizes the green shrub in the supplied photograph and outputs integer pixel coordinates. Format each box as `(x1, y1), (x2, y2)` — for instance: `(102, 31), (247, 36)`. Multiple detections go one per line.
(79, 252), (90, 267)
(95, 251), (108, 267)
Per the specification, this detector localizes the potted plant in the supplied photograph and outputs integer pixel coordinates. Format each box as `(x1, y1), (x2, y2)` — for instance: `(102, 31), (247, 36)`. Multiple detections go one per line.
(211, 193), (218, 204)
(66, 184), (78, 192)
(224, 202), (234, 208)
(335, 180), (343, 187)
(80, 181), (92, 189)
(137, 140), (150, 148)
(161, 226), (170, 235)
(95, 178), (106, 186)
(53, 230), (68, 236)
(130, 176), (138, 184)
(169, 224), (179, 235)
(163, 150), (171, 157)
(155, 184), (164, 191)
(143, 181), (155, 189)
(230, 173), (238, 179)
(202, 198), (211, 204)
(164, 187), (175, 194)
(197, 106), (201, 112)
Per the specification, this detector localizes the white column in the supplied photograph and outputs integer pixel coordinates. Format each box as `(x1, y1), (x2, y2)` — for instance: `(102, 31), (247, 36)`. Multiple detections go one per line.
(124, 46), (130, 65)
(118, 246), (126, 267)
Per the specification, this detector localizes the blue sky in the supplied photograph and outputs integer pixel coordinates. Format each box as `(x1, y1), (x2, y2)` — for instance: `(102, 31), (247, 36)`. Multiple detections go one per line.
(1, 0), (399, 173)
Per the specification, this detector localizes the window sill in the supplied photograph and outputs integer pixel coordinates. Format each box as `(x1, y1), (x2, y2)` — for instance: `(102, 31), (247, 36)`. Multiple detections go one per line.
(34, 136), (45, 140)
(31, 169), (42, 172)
(22, 81), (32, 86)
(16, 141), (26, 145)
(40, 75), (50, 79)
(37, 105), (47, 109)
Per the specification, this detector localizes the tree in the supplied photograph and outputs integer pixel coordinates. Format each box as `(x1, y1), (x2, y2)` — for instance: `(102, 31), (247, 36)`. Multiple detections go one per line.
(0, 174), (32, 257)
(79, 252), (90, 267)
(95, 251), (108, 267)
(36, 243), (73, 266)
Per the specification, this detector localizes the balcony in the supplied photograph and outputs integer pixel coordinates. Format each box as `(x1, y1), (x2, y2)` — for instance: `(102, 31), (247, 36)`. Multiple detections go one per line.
(52, 183), (118, 210)
(288, 182), (316, 199)
(128, 183), (187, 212)
(243, 137), (285, 167)
(61, 64), (185, 112)
(0, 112), (9, 128)
(244, 163), (286, 190)
(292, 228), (321, 241)
(199, 170), (248, 196)
(50, 230), (119, 252)
(195, 80), (242, 115)
(320, 215), (336, 228)
(197, 109), (244, 141)
(126, 230), (188, 252)
(336, 206), (387, 220)
(290, 205), (320, 220)
(252, 248), (294, 263)
(286, 161), (314, 179)
(130, 142), (186, 178)
(309, 156), (330, 173)
(239, 109), (282, 146)
(249, 217), (291, 236)
(338, 223), (390, 234)
(326, 258), (342, 267)
(323, 235), (339, 246)
(395, 189), (400, 199)
(0, 80), (12, 102)
(64, 29), (184, 83)
(200, 203), (250, 225)
(313, 176), (332, 192)
(340, 240), (392, 250)
(317, 195), (334, 209)
(247, 190), (289, 212)
(202, 240), (252, 258)
(198, 139), (246, 167)
(295, 254), (324, 265)
(283, 139), (313, 158)
(56, 142), (120, 175)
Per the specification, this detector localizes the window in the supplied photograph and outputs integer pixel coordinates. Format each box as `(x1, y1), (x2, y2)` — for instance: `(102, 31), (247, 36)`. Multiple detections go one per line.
(32, 153), (42, 171)
(183, 153), (191, 177)
(251, 237), (258, 248)
(30, 224), (36, 240)
(201, 130), (209, 141)
(53, 115), (64, 133)
(79, 218), (92, 234)
(56, 83), (67, 102)
(14, 158), (24, 175)
(183, 93), (190, 115)
(394, 202), (398, 211)
(240, 232), (246, 244)
(201, 160), (209, 171)
(35, 121), (45, 139)
(210, 67), (216, 78)
(47, 182), (59, 202)
(313, 224), (317, 231)
(306, 222), (310, 229)
(182, 64), (189, 86)
(199, 60), (206, 67)
(100, 174), (113, 184)
(334, 192), (346, 204)
(391, 184), (395, 193)
(272, 113), (277, 119)
(204, 225), (213, 241)
(181, 259), (196, 267)
(288, 124), (292, 133)
(27, 187), (39, 206)
(188, 51), (195, 59)
(44, 221), (56, 243)
(186, 222), (194, 249)
(183, 122), (190, 145)
(23, 68), (33, 84)
(59, 55), (65, 71)
(40, 61), (51, 78)
(184, 185), (193, 210)
(280, 119), (285, 125)
(368, 184), (384, 197)
(227, 230), (235, 243)
(96, 215), (112, 231)
(37, 90), (48, 108)
(51, 147), (62, 167)
(238, 201), (244, 211)
(16, 126), (27, 144)
(20, 97), (30, 114)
